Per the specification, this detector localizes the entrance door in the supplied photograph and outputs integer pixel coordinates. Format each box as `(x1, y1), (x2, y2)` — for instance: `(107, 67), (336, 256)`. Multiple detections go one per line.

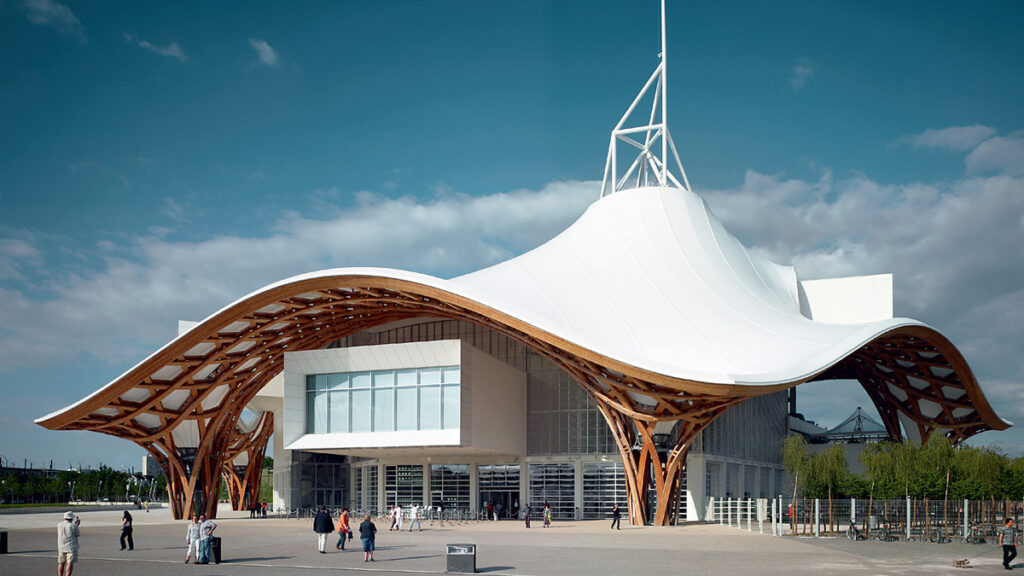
(479, 490), (519, 519)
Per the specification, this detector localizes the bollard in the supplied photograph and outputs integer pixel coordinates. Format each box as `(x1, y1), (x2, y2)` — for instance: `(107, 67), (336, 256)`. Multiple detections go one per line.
(814, 499), (820, 538)
(962, 499), (968, 541)
(905, 497), (911, 541)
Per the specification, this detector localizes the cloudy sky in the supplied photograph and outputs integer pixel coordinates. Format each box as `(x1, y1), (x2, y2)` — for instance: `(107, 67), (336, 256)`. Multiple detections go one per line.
(2, 0), (1022, 471)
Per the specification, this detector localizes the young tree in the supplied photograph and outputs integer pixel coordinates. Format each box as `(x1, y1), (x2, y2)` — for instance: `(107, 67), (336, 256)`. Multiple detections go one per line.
(783, 435), (811, 532)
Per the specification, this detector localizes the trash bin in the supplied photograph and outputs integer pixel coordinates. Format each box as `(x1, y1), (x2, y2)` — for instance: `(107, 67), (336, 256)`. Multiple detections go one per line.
(210, 536), (222, 564)
(446, 543), (476, 573)
(0, 529), (8, 554)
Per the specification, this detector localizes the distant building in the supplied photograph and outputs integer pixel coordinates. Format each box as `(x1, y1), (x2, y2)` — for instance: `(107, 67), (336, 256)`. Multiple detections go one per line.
(142, 455), (165, 478)
(792, 407), (890, 476)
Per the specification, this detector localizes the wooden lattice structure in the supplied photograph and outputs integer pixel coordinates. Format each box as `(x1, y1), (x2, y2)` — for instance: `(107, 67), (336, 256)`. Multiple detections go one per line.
(221, 411), (273, 512)
(35, 275), (1007, 523)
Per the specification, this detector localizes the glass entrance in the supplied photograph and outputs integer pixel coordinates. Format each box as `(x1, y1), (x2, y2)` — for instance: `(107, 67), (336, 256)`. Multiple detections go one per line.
(478, 464), (520, 519)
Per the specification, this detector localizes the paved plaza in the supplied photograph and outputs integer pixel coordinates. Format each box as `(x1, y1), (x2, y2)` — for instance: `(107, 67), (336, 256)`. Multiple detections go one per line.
(0, 505), (1015, 575)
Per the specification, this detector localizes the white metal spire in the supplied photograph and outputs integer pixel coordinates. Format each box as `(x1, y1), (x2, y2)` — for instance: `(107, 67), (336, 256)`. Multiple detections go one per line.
(600, 0), (691, 197)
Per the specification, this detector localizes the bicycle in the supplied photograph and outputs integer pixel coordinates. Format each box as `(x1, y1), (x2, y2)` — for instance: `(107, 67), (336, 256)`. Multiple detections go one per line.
(873, 523), (898, 542)
(846, 523), (865, 541)
(963, 522), (986, 544)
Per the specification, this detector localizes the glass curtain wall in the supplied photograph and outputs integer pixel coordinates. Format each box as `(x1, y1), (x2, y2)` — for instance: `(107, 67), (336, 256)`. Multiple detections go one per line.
(352, 466), (364, 511)
(290, 451), (349, 508)
(582, 462), (627, 519)
(429, 465), (470, 512)
(528, 463), (575, 520)
(367, 466), (379, 512)
(385, 464), (424, 508)
(305, 367), (460, 434)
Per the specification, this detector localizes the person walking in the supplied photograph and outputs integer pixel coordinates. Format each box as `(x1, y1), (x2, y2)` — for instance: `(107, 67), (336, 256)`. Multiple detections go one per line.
(611, 504), (621, 530)
(523, 503), (532, 529)
(359, 513), (377, 563)
(261, 500), (268, 518)
(543, 504), (552, 528)
(487, 501), (495, 521)
(197, 514), (217, 564)
(392, 504), (404, 531)
(57, 511), (81, 576)
(408, 504), (422, 531)
(313, 506), (333, 553)
(120, 510), (134, 550)
(1000, 517), (1018, 570)
(336, 507), (351, 550)
(184, 515), (201, 564)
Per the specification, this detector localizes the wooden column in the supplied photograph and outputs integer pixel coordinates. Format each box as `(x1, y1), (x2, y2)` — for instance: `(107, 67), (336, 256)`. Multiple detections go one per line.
(221, 412), (273, 511)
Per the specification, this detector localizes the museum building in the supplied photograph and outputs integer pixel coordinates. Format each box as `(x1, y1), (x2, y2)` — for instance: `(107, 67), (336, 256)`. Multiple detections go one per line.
(36, 1), (1008, 526)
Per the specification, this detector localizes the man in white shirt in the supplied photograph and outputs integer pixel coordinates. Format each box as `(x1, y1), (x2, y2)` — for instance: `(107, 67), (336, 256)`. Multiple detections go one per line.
(408, 504), (421, 531)
(56, 511), (81, 576)
(393, 504), (403, 531)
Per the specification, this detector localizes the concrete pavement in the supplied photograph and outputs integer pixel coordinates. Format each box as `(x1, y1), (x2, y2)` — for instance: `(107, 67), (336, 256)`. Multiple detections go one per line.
(0, 505), (1013, 575)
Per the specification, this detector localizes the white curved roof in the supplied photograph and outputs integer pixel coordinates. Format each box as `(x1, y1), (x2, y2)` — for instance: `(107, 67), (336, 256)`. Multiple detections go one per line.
(448, 185), (917, 385)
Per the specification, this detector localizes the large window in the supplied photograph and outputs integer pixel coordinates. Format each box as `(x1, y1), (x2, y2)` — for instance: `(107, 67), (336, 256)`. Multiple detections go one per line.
(529, 463), (575, 520)
(290, 451), (349, 508)
(385, 464), (424, 507)
(305, 366), (460, 434)
(430, 464), (470, 512)
(582, 462), (626, 519)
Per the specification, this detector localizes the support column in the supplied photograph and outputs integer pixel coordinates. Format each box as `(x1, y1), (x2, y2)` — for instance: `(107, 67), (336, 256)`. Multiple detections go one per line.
(222, 412), (274, 511)
(594, 397), (716, 526)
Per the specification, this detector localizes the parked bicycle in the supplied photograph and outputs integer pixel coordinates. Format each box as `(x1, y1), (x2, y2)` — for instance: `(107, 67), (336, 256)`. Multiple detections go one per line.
(846, 523), (865, 541)
(873, 523), (898, 542)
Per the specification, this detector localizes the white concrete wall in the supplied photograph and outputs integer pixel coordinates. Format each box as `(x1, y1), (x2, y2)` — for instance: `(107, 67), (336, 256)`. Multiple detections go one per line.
(464, 343), (527, 456)
(798, 273), (893, 323)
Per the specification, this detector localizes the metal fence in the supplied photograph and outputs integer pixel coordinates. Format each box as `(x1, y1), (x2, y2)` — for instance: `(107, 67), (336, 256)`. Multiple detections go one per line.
(707, 496), (1023, 542)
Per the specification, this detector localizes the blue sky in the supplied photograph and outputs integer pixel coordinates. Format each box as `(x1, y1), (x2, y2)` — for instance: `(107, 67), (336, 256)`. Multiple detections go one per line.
(2, 0), (1023, 470)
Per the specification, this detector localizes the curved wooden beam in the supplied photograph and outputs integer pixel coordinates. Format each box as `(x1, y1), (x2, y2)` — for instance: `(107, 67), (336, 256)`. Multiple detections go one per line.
(36, 276), (1004, 521)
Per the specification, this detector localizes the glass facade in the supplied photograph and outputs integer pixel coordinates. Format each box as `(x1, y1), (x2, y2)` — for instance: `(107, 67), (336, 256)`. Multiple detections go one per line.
(430, 464), (470, 512)
(332, 319), (616, 456)
(478, 464), (520, 519)
(352, 465), (364, 511)
(528, 463), (575, 520)
(305, 366), (460, 434)
(290, 451), (349, 508)
(582, 462), (627, 519)
(367, 465), (378, 511)
(385, 464), (424, 507)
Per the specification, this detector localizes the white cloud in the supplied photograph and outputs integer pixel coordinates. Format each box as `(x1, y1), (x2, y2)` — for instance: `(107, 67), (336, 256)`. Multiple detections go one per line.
(966, 132), (1024, 176)
(908, 125), (998, 151)
(0, 181), (597, 370)
(161, 198), (186, 223)
(249, 38), (279, 67)
(789, 58), (815, 91)
(124, 34), (188, 62)
(21, 0), (86, 43)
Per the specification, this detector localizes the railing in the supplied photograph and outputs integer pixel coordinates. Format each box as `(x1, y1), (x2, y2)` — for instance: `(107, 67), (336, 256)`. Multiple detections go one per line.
(707, 496), (1024, 542)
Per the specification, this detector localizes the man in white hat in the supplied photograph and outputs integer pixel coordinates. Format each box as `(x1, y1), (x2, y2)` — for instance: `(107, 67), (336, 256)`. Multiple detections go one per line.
(57, 511), (81, 576)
